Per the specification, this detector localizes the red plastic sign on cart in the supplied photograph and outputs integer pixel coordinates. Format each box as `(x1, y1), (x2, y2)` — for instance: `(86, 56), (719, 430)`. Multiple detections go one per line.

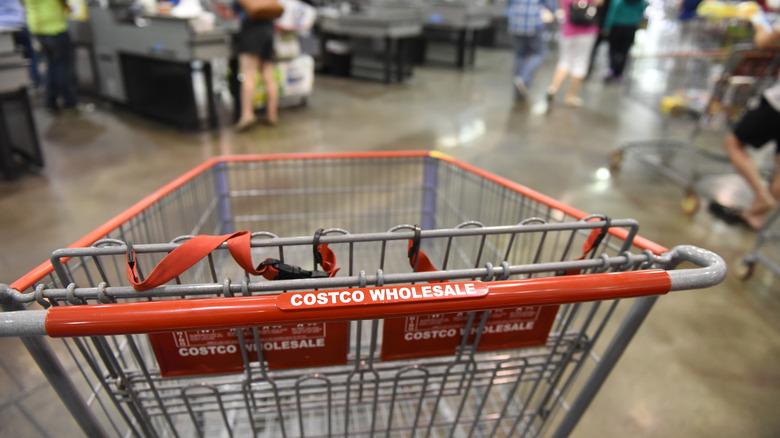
(149, 322), (349, 377)
(380, 305), (559, 361)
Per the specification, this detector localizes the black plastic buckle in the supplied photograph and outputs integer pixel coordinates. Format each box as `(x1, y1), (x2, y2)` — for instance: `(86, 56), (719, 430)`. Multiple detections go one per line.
(257, 259), (329, 280)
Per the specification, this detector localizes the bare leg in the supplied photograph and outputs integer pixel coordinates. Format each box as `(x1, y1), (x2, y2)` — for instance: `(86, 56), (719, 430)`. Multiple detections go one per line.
(770, 153), (780, 201)
(724, 132), (776, 228)
(260, 59), (278, 124)
(548, 66), (569, 94)
(564, 75), (584, 106)
(237, 53), (260, 127)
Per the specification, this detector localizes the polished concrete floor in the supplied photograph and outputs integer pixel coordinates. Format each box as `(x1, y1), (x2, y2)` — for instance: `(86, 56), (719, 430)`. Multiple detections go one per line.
(2, 30), (780, 438)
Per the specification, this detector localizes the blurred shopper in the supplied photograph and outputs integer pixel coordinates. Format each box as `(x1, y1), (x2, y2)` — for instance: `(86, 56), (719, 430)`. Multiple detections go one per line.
(602, 0), (648, 83)
(0, 0), (25, 28)
(506, 0), (559, 102)
(710, 14), (780, 229)
(678, 0), (704, 20)
(234, 0), (278, 131)
(585, 0), (611, 78)
(23, 0), (76, 112)
(1, 0), (40, 89)
(546, 0), (604, 107)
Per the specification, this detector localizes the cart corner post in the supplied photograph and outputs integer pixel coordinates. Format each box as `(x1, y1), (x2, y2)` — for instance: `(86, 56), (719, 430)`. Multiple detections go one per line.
(550, 295), (659, 438)
(421, 154), (440, 231)
(1, 298), (109, 438)
(214, 159), (235, 235)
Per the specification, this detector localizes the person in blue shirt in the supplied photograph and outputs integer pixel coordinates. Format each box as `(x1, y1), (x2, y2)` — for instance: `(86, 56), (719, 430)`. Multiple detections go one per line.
(506, 0), (559, 102)
(0, 0), (26, 29)
(678, 0), (703, 20)
(0, 0), (41, 89)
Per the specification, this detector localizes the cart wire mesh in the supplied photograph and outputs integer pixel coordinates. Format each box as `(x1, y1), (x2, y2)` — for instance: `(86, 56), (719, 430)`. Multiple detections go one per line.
(1, 152), (724, 438)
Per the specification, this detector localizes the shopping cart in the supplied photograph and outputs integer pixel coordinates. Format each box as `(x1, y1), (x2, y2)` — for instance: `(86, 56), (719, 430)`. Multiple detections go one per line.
(1, 152), (725, 438)
(611, 44), (780, 214)
(641, 18), (751, 61)
(737, 204), (780, 280)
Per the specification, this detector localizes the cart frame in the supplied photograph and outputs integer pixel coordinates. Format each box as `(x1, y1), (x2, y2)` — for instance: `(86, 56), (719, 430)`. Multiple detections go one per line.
(738, 204), (780, 279)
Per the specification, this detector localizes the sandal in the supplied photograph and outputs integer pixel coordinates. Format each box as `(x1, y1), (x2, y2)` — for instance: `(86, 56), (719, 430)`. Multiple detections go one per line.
(234, 117), (258, 132)
(564, 96), (584, 108)
(708, 201), (751, 227)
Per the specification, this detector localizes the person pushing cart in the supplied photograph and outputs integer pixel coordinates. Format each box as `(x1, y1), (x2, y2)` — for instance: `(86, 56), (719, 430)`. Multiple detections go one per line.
(710, 9), (780, 229)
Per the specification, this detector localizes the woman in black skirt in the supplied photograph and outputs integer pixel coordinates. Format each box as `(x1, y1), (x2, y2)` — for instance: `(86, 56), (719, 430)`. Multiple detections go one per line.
(234, 2), (278, 130)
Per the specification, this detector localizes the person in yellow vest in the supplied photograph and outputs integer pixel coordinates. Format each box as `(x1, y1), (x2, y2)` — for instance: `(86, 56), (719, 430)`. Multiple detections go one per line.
(23, 0), (76, 112)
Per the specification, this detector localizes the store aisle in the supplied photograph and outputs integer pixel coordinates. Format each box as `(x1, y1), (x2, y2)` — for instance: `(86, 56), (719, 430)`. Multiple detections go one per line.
(1, 44), (779, 438)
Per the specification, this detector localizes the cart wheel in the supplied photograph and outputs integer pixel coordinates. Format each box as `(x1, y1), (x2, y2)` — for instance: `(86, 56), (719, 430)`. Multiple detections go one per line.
(608, 150), (623, 173)
(736, 260), (755, 281)
(681, 190), (699, 215)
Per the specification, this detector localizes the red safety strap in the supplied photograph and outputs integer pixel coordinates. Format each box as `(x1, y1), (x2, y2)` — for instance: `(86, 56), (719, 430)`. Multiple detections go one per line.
(127, 231), (338, 291)
(318, 243), (339, 275)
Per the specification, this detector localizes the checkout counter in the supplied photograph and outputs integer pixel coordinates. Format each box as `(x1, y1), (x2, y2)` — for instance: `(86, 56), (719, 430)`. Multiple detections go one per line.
(420, 0), (494, 68)
(317, 3), (423, 83)
(315, 0), (499, 79)
(86, 2), (233, 129)
(0, 31), (43, 180)
(72, 1), (508, 125)
(476, 1), (512, 49)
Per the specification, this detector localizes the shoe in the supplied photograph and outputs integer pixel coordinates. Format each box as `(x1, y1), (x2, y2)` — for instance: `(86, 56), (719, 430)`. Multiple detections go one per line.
(564, 96), (584, 108)
(708, 201), (750, 227)
(513, 77), (529, 101)
(545, 88), (555, 105)
(234, 117), (258, 132)
(45, 102), (60, 114)
(61, 104), (83, 116)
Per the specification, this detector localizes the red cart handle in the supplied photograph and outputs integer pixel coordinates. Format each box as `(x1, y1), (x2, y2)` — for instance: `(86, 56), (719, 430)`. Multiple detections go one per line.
(126, 231), (339, 291)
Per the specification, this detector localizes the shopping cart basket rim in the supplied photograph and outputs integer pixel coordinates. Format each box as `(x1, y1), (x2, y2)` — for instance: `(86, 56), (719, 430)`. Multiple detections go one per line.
(8, 151), (669, 292)
(1, 241), (728, 338)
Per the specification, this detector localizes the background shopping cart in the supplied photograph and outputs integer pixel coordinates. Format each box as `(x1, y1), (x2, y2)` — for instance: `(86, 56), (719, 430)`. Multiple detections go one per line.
(611, 44), (780, 214)
(737, 204), (780, 279)
(1, 152), (724, 438)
